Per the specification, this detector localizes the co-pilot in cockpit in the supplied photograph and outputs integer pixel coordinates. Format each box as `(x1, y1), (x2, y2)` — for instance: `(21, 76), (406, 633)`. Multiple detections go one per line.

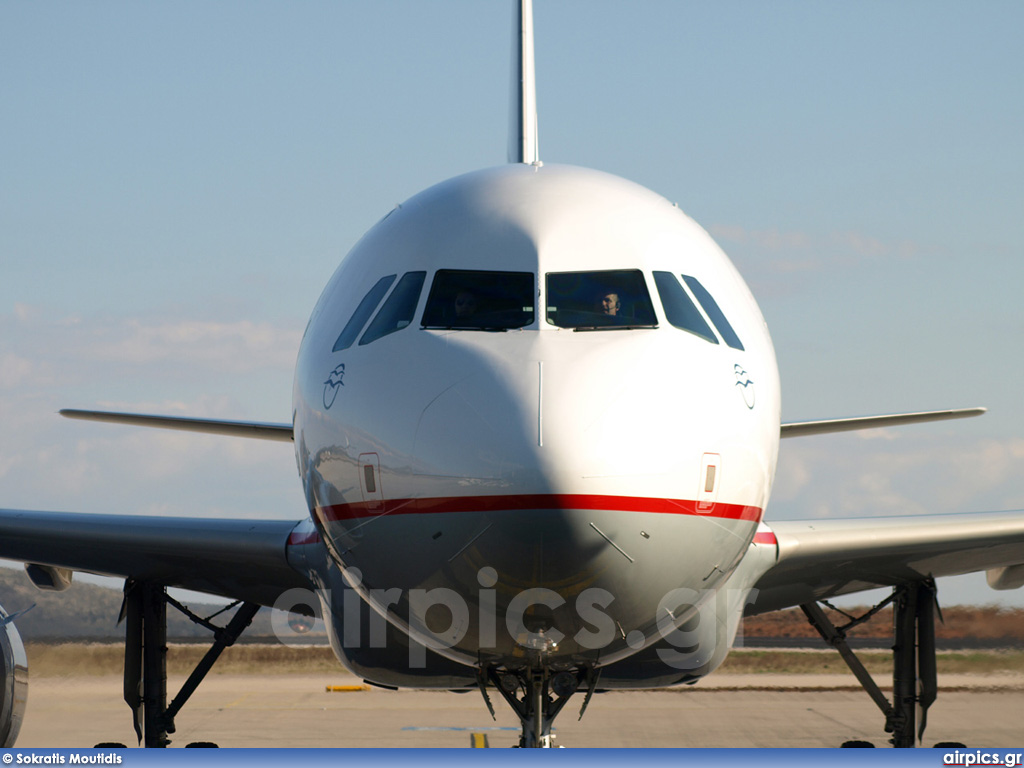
(545, 269), (657, 330)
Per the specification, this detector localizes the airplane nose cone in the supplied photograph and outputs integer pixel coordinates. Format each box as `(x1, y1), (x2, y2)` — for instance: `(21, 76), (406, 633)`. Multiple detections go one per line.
(327, 332), (753, 666)
(412, 366), (538, 484)
(410, 331), (685, 485)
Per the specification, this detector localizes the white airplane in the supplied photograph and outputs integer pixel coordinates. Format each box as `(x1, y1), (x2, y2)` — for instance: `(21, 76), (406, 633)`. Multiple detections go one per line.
(1, 0), (1022, 750)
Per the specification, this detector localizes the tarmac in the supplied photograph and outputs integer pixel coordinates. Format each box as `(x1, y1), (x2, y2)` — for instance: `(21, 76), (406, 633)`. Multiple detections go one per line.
(15, 671), (1024, 748)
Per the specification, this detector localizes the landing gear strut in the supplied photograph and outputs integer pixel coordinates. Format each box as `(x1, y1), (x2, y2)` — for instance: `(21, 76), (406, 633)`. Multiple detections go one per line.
(477, 665), (598, 747)
(800, 580), (939, 748)
(121, 579), (260, 747)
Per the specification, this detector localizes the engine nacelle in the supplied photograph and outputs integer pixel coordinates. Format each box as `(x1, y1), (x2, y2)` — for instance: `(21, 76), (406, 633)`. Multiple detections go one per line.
(987, 564), (1024, 591)
(0, 605), (28, 747)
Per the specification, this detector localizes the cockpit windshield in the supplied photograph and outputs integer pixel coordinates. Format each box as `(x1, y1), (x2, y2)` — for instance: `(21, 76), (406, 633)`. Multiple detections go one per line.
(421, 270), (534, 330)
(546, 269), (657, 330)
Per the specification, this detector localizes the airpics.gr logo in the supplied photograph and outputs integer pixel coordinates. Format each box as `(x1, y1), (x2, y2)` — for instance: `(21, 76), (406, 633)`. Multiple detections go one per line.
(323, 364), (346, 409)
(943, 751), (1023, 766)
(734, 364), (754, 409)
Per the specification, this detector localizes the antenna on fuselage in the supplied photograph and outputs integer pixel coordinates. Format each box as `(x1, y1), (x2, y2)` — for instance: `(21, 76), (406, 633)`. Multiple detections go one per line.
(508, 0), (540, 165)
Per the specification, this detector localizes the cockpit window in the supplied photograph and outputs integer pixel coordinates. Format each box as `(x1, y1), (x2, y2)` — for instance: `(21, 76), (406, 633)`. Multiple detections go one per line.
(359, 271), (427, 346)
(421, 270), (534, 330)
(682, 275), (744, 351)
(546, 269), (657, 330)
(653, 271), (718, 344)
(333, 275), (396, 352)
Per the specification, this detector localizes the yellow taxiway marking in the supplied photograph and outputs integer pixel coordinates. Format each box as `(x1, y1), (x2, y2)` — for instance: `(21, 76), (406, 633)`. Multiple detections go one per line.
(325, 684), (370, 692)
(470, 733), (490, 748)
(224, 692), (257, 708)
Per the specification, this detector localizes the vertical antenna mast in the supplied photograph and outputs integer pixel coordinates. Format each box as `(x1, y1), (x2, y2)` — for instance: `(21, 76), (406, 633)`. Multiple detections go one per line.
(508, 0), (540, 165)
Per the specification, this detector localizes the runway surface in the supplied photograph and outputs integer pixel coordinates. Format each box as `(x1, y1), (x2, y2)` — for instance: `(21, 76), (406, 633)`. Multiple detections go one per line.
(16, 672), (1024, 748)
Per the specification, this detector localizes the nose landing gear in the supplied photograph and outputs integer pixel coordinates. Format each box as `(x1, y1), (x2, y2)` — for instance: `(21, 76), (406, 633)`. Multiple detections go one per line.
(477, 665), (599, 747)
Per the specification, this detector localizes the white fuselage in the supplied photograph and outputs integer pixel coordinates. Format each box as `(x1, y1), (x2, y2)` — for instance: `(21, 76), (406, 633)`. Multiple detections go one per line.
(292, 163), (780, 677)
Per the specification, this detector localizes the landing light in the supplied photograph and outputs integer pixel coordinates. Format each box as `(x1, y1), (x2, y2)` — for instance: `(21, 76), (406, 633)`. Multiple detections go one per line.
(499, 674), (519, 694)
(551, 671), (578, 698)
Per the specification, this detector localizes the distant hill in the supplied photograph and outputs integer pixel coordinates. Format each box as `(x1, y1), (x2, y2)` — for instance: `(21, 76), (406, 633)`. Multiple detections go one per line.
(0, 565), (324, 642)
(744, 603), (1024, 646)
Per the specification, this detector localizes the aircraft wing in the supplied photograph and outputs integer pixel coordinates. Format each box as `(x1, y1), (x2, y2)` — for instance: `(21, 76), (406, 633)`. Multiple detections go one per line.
(780, 407), (986, 438)
(59, 409), (294, 442)
(748, 510), (1024, 614)
(0, 508), (311, 607)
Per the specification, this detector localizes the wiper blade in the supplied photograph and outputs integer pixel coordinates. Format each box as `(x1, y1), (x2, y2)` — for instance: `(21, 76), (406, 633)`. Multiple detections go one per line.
(421, 325), (509, 332)
(573, 324), (658, 332)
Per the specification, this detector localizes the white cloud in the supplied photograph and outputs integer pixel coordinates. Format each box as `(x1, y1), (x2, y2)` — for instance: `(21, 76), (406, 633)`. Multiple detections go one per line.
(0, 354), (35, 389)
(855, 429), (898, 441)
(0, 304), (302, 518)
(709, 224), (920, 272)
(772, 434), (1024, 521)
(0, 306), (303, 442)
(13, 304), (35, 323)
(710, 225), (812, 253)
(0, 411), (298, 518)
(79, 317), (300, 372)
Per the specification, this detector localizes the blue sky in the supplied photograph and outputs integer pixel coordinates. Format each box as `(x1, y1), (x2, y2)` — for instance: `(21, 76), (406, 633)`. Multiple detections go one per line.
(2, 1), (1023, 607)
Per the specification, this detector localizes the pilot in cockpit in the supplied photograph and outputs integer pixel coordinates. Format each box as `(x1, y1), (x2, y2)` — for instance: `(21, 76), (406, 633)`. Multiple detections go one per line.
(454, 291), (478, 320)
(598, 291), (621, 317)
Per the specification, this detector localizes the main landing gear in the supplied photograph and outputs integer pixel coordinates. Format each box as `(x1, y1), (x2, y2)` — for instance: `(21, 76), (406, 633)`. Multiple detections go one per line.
(115, 579), (260, 748)
(476, 664), (599, 747)
(800, 579), (963, 748)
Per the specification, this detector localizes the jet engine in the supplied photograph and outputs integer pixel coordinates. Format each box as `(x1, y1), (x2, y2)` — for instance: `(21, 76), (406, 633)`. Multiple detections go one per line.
(0, 605), (28, 747)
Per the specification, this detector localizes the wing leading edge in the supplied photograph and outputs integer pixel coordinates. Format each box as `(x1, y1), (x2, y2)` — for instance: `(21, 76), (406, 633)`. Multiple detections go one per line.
(59, 409), (294, 442)
(61, 405), (985, 442)
(749, 509), (1024, 615)
(0, 508), (310, 607)
(780, 407), (986, 438)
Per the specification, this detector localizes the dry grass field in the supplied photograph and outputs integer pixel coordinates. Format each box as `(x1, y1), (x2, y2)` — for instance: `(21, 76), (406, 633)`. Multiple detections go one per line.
(26, 642), (340, 677)
(19, 602), (1024, 678)
(743, 604), (1024, 642)
(23, 641), (1024, 679)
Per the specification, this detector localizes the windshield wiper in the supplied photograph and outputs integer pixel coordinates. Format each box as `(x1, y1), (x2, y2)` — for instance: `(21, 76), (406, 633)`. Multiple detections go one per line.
(421, 325), (510, 332)
(572, 324), (658, 332)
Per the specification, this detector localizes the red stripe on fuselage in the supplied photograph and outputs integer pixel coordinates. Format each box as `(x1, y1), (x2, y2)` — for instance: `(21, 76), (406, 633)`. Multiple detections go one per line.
(752, 530), (777, 546)
(317, 494), (762, 523)
(287, 530), (322, 546)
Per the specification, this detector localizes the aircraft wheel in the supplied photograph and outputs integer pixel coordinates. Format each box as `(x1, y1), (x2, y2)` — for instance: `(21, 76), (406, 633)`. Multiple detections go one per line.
(840, 740), (875, 748)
